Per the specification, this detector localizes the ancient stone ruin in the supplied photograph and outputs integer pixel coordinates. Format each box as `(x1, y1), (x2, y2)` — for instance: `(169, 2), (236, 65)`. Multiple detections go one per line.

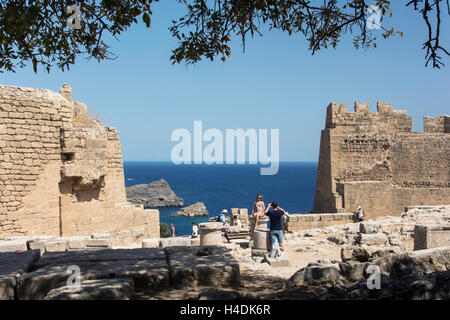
(313, 102), (450, 217)
(0, 84), (159, 246)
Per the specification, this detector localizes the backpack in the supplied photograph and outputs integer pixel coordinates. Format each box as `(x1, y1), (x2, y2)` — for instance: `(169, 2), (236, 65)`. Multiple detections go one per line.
(216, 215), (221, 222)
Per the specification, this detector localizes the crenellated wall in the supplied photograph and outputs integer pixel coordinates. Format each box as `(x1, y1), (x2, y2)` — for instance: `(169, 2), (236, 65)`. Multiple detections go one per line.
(314, 102), (450, 218)
(0, 84), (159, 245)
(424, 115), (450, 133)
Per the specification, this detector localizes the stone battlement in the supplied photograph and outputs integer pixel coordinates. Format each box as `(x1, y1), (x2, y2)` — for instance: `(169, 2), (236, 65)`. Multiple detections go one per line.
(0, 84), (159, 245)
(424, 115), (450, 133)
(315, 101), (450, 217)
(326, 102), (412, 133)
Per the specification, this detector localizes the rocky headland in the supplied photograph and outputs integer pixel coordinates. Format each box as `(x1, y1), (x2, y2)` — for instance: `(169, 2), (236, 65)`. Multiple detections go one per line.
(126, 179), (183, 208)
(172, 202), (209, 217)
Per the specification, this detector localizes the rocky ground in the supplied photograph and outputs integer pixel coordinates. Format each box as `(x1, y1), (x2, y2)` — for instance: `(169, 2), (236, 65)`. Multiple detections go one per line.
(235, 205), (450, 280)
(1, 206), (449, 300)
(135, 206), (450, 300)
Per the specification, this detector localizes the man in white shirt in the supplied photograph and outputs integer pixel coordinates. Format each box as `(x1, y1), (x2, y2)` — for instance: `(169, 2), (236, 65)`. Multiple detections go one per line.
(220, 209), (230, 226)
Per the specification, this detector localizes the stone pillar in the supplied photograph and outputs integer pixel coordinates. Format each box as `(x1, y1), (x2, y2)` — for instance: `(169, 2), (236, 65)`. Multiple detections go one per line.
(251, 228), (272, 262)
(249, 216), (269, 235)
(199, 222), (223, 246)
(253, 229), (271, 251)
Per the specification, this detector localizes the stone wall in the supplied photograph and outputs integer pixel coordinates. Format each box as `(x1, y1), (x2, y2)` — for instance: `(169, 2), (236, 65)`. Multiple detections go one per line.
(313, 102), (450, 218)
(0, 84), (159, 245)
(424, 115), (450, 133)
(286, 213), (355, 232)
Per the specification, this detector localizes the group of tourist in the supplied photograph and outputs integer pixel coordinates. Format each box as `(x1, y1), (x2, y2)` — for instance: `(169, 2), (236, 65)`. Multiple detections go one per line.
(173, 194), (367, 256)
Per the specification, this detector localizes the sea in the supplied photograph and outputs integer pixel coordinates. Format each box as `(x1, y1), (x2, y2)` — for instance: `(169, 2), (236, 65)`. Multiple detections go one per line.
(123, 162), (318, 236)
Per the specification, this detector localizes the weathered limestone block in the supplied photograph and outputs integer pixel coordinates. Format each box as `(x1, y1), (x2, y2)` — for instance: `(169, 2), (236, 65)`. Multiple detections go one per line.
(390, 247), (450, 278)
(199, 222), (223, 246)
(377, 101), (393, 113)
(28, 240), (47, 256)
(159, 237), (192, 248)
(4, 236), (33, 242)
(249, 216), (269, 236)
(0, 240), (28, 252)
(45, 240), (68, 252)
(263, 253), (290, 268)
(356, 233), (388, 246)
(60, 159), (107, 190)
(165, 246), (240, 288)
(0, 250), (40, 300)
(230, 208), (240, 215)
(0, 276), (15, 300)
(44, 278), (134, 300)
(359, 222), (379, 234)
(65, 236), (89, 250)
(251, 248), (268, 257)
(90, 233), (111, 240)
(338, 262), (370, 281)
(252, 229), (271, 251)
(341, 245), (371, 262)
(287, 264), (341, 287)
(59, 83), (72, 101)
(191, 237), (200, 246)
(414, 224), (450, 251)
(72, 101), (88, 121)
(354, 102), (370, 114)
(86, 239), (111, 248)
(141, 238), (159, 248)
(18, 248), (169, 299)
(239, 208), (248, 215)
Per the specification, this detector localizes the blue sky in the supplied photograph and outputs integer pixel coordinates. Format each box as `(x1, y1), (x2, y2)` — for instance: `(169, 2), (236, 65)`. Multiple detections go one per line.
(1, 1), (449, 161)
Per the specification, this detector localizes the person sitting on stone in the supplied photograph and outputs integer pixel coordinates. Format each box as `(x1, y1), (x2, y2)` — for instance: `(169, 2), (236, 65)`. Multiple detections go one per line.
(265, 201), (286, 253)
(191, 222), (198, 238)
(251, 194), (265, 228)
(232, 215), (242, 228)
(219, 209), (230, 227)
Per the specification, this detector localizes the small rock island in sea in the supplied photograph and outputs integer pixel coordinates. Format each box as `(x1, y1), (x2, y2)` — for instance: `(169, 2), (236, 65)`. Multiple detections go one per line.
(126, 178), (184, 208)
(172, 202), (209, 217)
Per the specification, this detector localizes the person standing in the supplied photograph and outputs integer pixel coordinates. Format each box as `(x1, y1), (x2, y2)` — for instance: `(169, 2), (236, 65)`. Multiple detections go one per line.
(170, 223), (176, 237)
(265, 201), (286, 252)
(356, 205), (365, 222)
(191, 222), (198, 237)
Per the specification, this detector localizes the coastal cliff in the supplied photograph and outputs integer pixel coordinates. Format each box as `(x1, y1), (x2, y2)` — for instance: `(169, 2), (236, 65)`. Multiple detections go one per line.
(126, 179), (184, 208)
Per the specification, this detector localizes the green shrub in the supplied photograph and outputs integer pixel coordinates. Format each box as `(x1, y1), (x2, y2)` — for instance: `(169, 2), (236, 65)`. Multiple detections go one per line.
(160, 223), (170, 238)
